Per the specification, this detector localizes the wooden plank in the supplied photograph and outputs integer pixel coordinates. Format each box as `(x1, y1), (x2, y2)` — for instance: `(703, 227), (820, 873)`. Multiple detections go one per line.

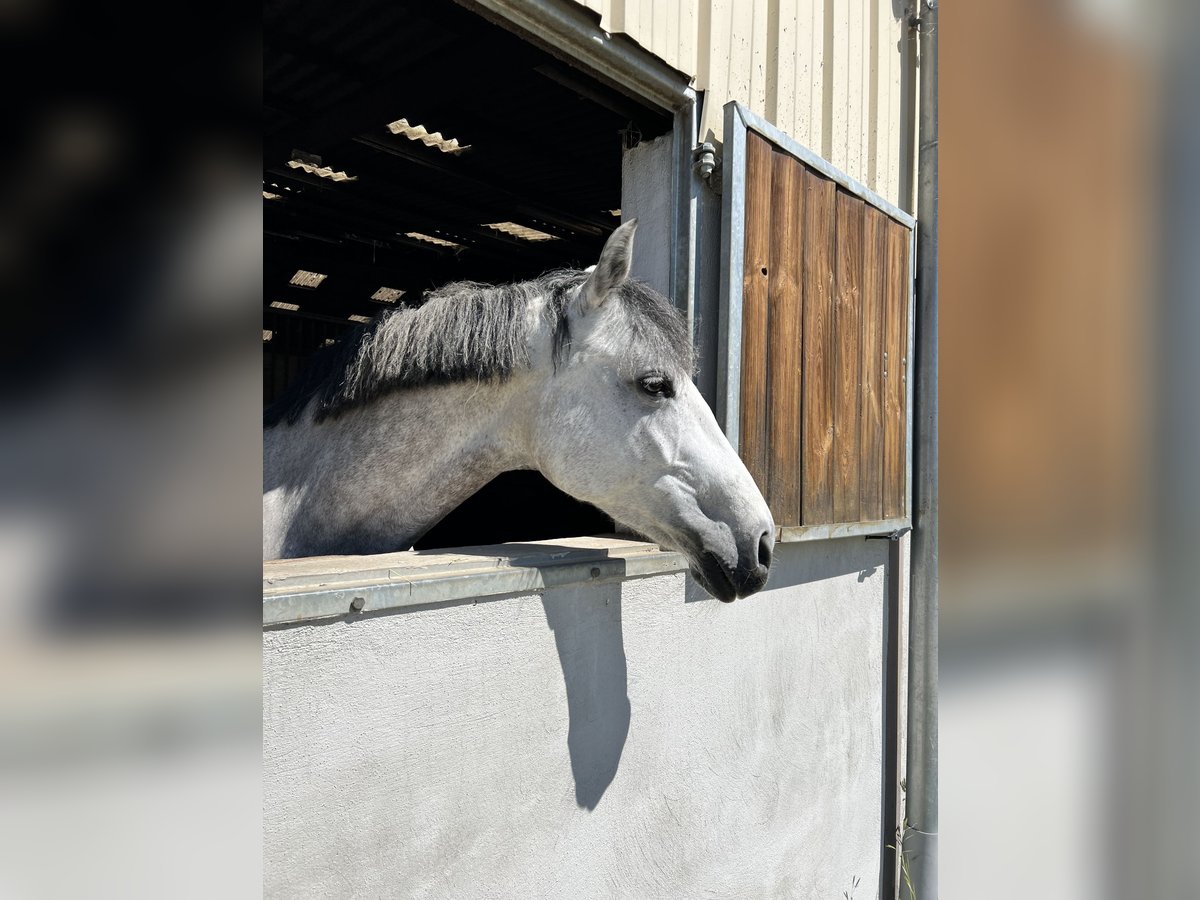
(738, 133), (774, 494)
(883, 221), (910, 518)
(800, 168), (837, 525)
(766, 151), (805, 525)
(859, 207), (886, 521)
(833, 191), (864, 522)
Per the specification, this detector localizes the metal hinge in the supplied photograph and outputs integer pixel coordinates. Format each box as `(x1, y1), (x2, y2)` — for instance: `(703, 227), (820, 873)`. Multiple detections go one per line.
(866, 526), (912, 542)
(693, 142), (722, 194)
(907, 0), (936, 29)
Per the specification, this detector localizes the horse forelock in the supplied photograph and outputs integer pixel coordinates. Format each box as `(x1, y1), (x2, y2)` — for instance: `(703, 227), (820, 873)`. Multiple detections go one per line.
(611, 279), (696, 376)
(263, 269), (693, 427)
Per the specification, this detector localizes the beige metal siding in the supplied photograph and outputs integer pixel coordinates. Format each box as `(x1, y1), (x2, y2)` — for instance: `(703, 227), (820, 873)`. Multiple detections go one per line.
(571, 0), (913, 211)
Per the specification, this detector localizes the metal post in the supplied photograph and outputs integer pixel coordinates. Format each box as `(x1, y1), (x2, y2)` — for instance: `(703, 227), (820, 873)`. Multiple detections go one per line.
(1153, 7), (1200, 897)
(903, 1), (938, 899)
(879, 533), (904, 900)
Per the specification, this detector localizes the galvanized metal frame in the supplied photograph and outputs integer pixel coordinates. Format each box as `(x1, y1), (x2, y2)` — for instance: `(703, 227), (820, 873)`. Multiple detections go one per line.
(671, 90), (701, 328)
(904, 2), (939, 895)
(907, 225), (917, 521)
(718, 101), (917, 540)
(716, 101), (748, 448)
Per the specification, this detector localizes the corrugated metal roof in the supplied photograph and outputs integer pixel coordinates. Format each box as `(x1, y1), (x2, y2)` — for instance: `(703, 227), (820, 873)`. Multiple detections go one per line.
(264, 0), (672, 374)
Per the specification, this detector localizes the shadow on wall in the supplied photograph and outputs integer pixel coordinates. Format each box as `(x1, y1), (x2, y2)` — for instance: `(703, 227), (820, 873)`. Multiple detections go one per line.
(416, 538), (882, 811)
(534, 537), (883, 807)
(541, 583), (629, 810)
(419, 542), (632, 808)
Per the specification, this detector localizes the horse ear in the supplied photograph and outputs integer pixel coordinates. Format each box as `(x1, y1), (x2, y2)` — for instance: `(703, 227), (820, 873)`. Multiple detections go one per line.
(581, 219), (637, 312)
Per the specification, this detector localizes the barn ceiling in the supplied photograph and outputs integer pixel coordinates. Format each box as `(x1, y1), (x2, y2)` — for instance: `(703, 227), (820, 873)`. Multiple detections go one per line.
(264, 0), (673, 349)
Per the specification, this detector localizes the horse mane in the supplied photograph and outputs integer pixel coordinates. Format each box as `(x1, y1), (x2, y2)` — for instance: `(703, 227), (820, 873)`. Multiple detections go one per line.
(264, 269), (694, 427)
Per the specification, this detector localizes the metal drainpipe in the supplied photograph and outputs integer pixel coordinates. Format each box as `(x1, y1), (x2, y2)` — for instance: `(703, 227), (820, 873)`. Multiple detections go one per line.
(903, 1), (938, 899)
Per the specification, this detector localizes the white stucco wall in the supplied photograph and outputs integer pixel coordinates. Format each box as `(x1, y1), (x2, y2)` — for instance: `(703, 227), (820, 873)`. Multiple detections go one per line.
(263, 537), (887, 898)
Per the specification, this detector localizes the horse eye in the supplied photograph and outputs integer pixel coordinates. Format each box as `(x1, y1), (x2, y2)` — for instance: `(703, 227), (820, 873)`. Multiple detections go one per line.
(637, 374), (674, 398)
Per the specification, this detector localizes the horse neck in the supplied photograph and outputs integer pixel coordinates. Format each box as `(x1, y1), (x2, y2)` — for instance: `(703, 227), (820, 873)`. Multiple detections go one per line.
(265, 293), (560, 557)
(368, 374), (538, 477)
(290, 370), (542, 554)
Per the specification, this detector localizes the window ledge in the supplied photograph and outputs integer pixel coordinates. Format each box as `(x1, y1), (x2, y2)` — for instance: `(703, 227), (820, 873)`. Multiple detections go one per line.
(262, 536), (688, 626)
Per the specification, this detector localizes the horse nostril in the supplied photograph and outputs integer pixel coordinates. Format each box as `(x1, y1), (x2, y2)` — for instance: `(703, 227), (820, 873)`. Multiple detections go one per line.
(758, 530), (774, 570)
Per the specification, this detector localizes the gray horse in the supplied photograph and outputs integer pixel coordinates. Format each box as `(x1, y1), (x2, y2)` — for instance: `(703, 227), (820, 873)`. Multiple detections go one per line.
(263, 221), (775, 602)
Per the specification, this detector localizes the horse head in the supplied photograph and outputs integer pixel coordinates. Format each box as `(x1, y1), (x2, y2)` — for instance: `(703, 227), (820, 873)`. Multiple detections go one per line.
(531, 221), (776, 602)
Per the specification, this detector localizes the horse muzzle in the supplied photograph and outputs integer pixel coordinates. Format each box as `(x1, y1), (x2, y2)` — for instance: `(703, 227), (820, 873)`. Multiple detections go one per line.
(692, 529), (773, 603)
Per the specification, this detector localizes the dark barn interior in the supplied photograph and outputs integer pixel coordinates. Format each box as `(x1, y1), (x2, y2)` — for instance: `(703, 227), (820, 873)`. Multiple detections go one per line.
(264, 0), (673, 549)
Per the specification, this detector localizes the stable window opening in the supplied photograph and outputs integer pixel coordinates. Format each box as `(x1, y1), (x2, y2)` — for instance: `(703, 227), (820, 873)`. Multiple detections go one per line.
(264, 0), (674, 552)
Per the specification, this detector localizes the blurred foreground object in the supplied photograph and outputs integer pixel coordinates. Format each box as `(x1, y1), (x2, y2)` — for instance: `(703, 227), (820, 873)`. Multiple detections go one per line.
(942, 0), (1198, 898)
(0, 1), (261, 897)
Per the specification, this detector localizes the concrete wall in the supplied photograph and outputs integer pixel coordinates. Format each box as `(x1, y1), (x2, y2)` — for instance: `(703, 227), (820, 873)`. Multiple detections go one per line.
(620, 132), (674, 295)
(574, 0), (916, 211)
(263, 537), (888, 898)
(619, 124), (722, 409)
